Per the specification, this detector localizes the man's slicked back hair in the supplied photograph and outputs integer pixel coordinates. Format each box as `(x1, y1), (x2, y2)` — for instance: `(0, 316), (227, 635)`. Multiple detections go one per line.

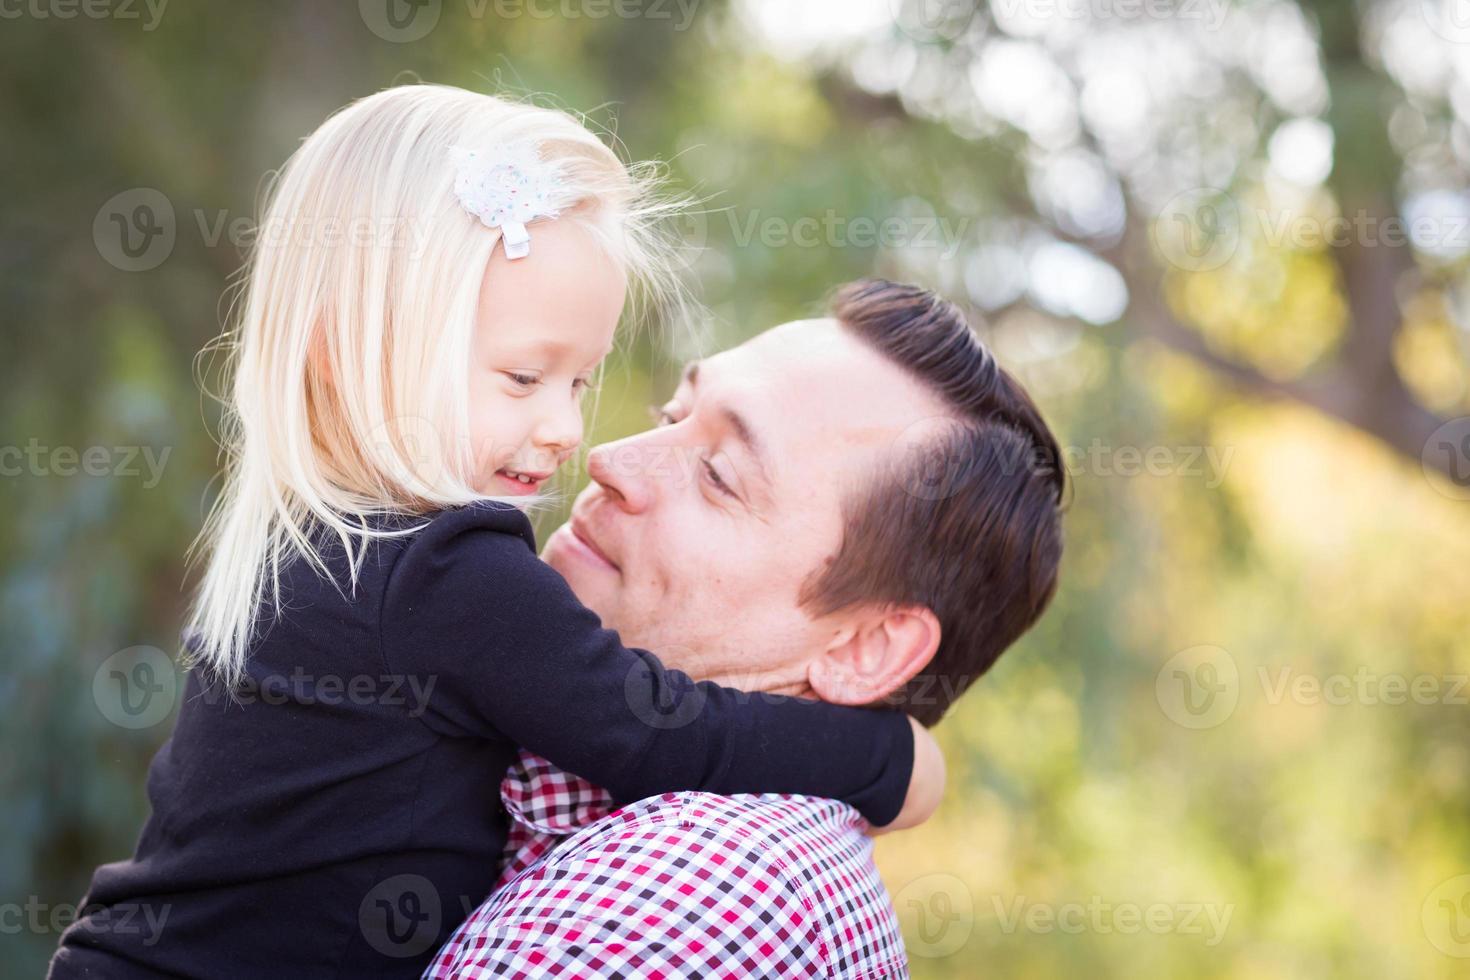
(801, 279), (1065, 726)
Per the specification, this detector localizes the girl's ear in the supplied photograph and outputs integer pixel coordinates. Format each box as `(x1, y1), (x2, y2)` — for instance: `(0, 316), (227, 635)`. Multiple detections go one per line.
(807, 606), (941, 707)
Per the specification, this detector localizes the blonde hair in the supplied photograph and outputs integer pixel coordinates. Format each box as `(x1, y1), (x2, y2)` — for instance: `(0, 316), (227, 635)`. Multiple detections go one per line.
(189, 83), (685, 687)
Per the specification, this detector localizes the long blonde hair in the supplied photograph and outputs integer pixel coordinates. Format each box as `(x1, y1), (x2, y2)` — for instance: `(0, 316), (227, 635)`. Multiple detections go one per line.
(189, 84), (684, 687)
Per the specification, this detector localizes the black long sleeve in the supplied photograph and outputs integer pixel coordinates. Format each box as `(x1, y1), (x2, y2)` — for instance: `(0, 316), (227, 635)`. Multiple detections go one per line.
(380, 502), (914, 825)
(52, 502), (912, 980)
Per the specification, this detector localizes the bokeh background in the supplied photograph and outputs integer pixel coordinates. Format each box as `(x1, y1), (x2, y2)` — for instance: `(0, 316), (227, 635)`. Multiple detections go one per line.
(6, 0), (1470, 975)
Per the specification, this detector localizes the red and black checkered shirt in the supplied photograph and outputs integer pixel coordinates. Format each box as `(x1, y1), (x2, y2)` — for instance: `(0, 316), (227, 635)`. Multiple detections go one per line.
(425, 751), (909, 978)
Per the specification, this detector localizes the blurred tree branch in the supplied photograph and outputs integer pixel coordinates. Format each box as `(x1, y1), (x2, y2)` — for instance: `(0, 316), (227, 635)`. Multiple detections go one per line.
(823, 0), (1457, 475)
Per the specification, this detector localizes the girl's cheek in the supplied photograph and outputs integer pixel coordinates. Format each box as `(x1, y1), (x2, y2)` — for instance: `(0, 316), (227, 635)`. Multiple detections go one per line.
(467, 395), (505, 478)
(479, 392), (536, 466)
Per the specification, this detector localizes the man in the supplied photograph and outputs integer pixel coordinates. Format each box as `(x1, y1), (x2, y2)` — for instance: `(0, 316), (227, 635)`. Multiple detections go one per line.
(428, 279), (1065, 977)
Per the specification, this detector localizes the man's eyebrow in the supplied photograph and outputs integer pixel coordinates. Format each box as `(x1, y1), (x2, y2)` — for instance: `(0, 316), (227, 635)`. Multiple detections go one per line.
(719, 405), (767, 478)
(681, 358), (773, 497)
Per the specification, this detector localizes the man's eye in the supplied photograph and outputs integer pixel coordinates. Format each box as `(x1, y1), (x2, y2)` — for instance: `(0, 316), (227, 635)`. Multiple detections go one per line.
(651, 404), (679, 426)
(702, 457), (737, 498)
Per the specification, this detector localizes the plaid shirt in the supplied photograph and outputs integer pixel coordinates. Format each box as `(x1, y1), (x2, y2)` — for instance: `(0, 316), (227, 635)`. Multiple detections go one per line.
(425, 751), (909, 979)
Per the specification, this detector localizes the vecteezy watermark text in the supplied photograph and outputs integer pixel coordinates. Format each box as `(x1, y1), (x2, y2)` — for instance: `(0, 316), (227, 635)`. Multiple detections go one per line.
(720, 209), (970, 260)
(94, 187), (433, 273)
(93, 645), (440, 730)
(0, 898), (170, 945)
(0, 0), (167, 30)
(1258, 666), (1469, 707)
(992, 0), (1229, 30)
(1, 440), (170, 488)
(991, 895), (1234, 946)
(358, 0), (702, 43)
(1154, 188), (1470, 272)
(1156, 645), (1470, 730)
(1059, 440), (1234, 488)
(196, 668), (439, 717)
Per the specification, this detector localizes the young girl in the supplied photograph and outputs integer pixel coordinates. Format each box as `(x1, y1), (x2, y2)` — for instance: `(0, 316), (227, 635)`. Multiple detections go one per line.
(53, 85), (941, 978)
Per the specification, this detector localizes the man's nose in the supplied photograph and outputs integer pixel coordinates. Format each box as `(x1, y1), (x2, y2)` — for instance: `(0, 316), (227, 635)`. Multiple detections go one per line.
(587, 434), (659, 514)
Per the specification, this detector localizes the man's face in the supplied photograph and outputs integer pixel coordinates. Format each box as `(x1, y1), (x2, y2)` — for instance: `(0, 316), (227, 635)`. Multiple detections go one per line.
(541, 317), (949, 693)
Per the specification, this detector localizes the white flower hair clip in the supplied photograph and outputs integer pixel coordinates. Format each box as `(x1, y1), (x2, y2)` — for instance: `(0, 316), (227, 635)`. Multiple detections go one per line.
(450, 143), (565, 260)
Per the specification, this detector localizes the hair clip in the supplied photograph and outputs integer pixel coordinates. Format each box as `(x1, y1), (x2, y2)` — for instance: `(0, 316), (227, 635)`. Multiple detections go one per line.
(450, 143), (564, 260)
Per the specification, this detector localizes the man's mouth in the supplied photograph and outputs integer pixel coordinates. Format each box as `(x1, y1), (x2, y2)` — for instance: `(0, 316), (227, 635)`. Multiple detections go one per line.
(493, 467), (553, 496)
(568, 517), (619, 572)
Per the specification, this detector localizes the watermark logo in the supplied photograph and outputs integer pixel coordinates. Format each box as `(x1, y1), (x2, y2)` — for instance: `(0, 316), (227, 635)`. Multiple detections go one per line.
(1153, 188), (1240, 272)
(1421, 0), (1470, 45)
(367, 415), (454, 491)
(93, 645), (179, 730)
(1423, 417), (1470, 501)
(359, 874), (442, 958)
(891, 417), (979, 502)
(93, 188), (175, 272)
(1423, 874), (1470, 957)
(891, 0), (975, 42)
(1155, 645), (1239, 730)
(893, 873), (974, 958)
(624, 646), (707, 730)
(359, 0), (440, 41)
(664, 208), (710, 274)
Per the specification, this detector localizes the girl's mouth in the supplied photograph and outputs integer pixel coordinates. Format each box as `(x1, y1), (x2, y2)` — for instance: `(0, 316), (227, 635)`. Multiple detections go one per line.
(494, 467), (553, 495)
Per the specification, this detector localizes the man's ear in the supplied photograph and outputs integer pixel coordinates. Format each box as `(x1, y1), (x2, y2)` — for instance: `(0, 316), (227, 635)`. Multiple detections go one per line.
(807, 606), (941, 707)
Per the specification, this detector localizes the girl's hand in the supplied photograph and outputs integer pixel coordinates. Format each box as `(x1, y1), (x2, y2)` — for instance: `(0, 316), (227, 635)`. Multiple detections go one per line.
(869, 716), (945, 836)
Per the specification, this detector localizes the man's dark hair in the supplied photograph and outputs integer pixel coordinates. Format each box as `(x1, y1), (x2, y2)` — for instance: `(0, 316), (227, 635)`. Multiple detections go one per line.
(800, 278), (1066, 726)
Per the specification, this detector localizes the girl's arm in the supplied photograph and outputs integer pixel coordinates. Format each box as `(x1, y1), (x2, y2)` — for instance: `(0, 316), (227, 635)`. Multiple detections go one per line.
(872, 717), (945, 832)
(380, 507), (930, 828)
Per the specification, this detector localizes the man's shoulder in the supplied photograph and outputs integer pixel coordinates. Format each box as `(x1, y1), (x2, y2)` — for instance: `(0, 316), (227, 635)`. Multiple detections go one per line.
(542, 793), (907, 977)
(550, 792), (887, 924)
(654, 790), (867, 835)
(460, 792), (909, 979)
(570, 791), (870, 864)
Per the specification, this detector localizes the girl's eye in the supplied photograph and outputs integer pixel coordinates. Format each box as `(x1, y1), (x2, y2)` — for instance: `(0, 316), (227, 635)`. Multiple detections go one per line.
(573, 376), (600, 394)
(504, 372), (540, 389)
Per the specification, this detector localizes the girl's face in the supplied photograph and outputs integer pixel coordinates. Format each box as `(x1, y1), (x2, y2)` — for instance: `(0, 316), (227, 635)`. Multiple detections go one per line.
(467, 218), (627, 496)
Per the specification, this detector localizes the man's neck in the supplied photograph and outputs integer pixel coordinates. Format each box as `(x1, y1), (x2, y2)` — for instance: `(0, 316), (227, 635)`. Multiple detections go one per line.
(607, 626), (816, 700)
(701, 673), (815, 701)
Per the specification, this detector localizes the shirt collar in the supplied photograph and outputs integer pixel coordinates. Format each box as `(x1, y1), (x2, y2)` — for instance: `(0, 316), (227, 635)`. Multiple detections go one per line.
(501, 750), (616, 835)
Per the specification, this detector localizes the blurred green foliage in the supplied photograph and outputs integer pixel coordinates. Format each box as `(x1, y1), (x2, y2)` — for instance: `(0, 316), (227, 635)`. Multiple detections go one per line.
(4, 1), (1470, 977)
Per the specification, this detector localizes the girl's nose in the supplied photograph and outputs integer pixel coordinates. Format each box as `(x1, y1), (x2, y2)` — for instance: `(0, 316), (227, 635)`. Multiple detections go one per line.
(535, 398), (584, 458)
